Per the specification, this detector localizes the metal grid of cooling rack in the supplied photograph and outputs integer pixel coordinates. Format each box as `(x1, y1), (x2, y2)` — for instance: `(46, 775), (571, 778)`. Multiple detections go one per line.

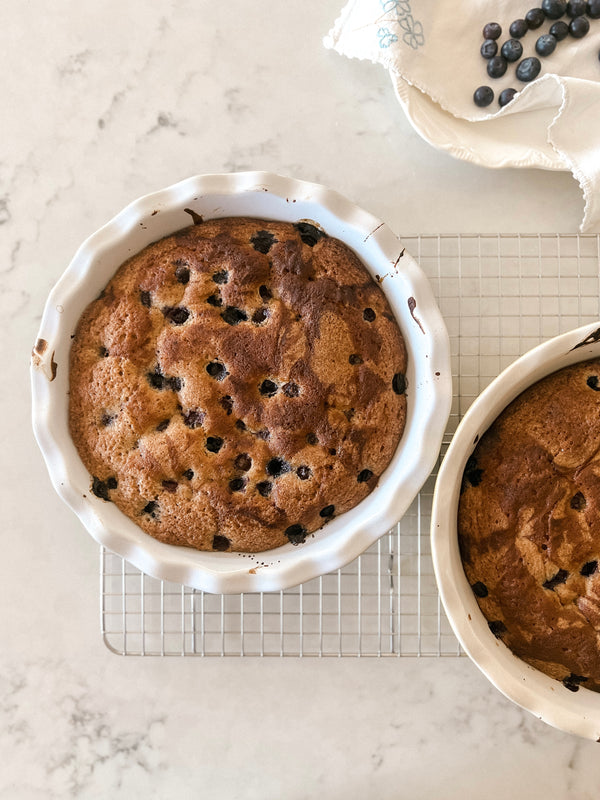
(101, 233), (600, 657)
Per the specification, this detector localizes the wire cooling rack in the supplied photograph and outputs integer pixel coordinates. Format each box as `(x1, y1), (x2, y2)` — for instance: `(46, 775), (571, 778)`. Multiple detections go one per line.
(101, 234), (600, 657)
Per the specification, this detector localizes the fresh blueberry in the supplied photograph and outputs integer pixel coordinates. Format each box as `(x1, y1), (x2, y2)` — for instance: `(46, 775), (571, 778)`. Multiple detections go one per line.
(487, 56), (508, 78)
(536, 33), (557, 54)
(481, 39), (498, 58)
(501, 39), (523, 61)
(499, 87), (517, 106)
(549, 20), (570, 38)
(483, 22), (502, 39)
(567, 0), (587, 14)
(542, 0), (567, 17)
(570, 15), (590, 35)
(509, 18), (529, 37)
(473, 86), (494, 108)
(516, 56), (542, 81)
(588, 0), (600, 18)
(525, 7), (546, 27)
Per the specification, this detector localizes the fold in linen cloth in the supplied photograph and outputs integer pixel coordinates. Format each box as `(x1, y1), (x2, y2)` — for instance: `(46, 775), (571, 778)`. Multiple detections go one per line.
(324, 0), (600, 230)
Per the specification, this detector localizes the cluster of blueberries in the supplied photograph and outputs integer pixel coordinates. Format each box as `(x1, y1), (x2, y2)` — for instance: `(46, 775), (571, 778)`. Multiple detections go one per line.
(474, 0), (600, 108)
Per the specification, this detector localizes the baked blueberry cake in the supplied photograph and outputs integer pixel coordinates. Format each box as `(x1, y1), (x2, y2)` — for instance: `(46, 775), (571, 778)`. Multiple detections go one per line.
(459, 359), (600, 691)
(69, 216), (407, 553)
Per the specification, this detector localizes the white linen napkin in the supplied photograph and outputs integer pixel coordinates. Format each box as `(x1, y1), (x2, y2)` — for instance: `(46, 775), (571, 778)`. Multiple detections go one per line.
(324, 0), (600, 231)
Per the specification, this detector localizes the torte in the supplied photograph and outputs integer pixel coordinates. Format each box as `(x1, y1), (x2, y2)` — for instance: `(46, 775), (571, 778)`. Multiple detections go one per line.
(69, 216), (408, 552)
(459, 359), (600, 691)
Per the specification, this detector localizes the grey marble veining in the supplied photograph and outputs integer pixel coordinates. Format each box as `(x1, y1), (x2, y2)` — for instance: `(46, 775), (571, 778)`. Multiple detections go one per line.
(4, 0), (599, 797)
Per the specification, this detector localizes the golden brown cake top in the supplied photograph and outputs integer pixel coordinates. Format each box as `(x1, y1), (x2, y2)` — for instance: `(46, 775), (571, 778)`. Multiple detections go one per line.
(459, 359), (600, 691)
(69, 217), (407, 553)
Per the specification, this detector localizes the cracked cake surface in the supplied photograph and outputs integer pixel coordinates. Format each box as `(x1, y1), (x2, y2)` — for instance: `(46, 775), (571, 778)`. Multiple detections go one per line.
(458, 359), (600, 692)
(69, 216), (407, 553)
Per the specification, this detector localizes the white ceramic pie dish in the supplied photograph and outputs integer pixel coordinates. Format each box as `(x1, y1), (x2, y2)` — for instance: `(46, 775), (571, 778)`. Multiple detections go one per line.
(31, 171), (451, 594)
(432, 321), (600, 740)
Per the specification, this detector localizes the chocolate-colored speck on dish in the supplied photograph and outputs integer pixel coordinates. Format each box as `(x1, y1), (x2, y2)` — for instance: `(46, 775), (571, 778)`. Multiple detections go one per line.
(499, 88), (517, 107)
(458, 358), (600, 692)
(483, 21), (502, 39)
(481, 39), (498, 58)
(69, 217), (407, 552)
(526, 7), (546, 28)
(474, 85), (494, 107)
(487, 55), (508, 78)
(501, 39), (523, 62)
(510, 18), (528, 37)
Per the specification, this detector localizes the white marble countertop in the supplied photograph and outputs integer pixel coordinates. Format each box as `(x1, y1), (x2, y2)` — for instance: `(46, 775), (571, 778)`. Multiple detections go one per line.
(6, 1), (600, 797)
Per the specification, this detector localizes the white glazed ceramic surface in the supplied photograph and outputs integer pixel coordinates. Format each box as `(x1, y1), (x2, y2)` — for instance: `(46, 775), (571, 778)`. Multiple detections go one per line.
(392, 76), (568, 172)
(432, 321), (600, 739)
(31, 172), (451, 594)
